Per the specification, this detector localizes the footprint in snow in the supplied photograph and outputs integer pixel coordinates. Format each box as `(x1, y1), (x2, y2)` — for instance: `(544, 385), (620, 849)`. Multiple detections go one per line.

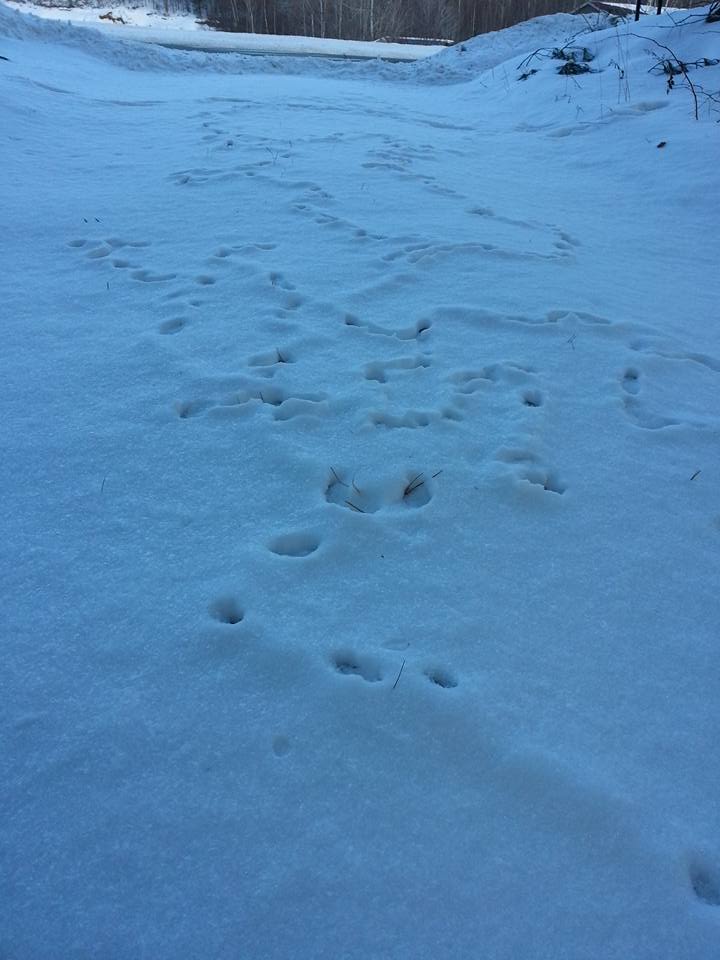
(344, 313), (431, 341)
(158, 317), (186, 335)
(325, 468), (434, 513)
(495, 449), (566, 496)
(690, 859), (720, 906)
(267, 532), (320, 558)
(620, 369), (678, 430)
(424, 666), (458, 689)
(621, 368), (641, 395)
(364, 355), (430, 383)
(208, 596), (244, 625)
(331, 650), (383, 683)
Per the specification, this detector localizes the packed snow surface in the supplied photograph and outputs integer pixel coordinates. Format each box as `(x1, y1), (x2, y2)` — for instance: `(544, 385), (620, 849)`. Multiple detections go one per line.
(2, 3), (719, 958)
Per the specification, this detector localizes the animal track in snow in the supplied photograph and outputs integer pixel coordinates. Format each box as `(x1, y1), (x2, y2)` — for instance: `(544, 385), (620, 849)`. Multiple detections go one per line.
(361, 147), (461, 199)
(690, 859), (720, 906)
(546, 308), (611, 326)
(496, 449), (566, 496)
(451, 368), (499, 392)
(281, 292), (305, 312)
(623, 400), (678, 431)
(83, 240), (146, 273)
(381, 237), (569, 266)
(248, 348), (295, 370)
(159, 317), (186, 335)
(619, 368), (678, 430)
(268, 271), (295, 291)
(210, 242), (277, 262)
(451, 362), (535, 395)
(294, 205), (386, 245)
(267, 532), (320, 558)
(325, 468), (433, 513)
(621, 369), (641, 395)
(208, 596), (244, 625)
(630, 339), (720, 374)
(364, 356), (430, 383)
(175, 379), (328, 423)
(86, 245), (112, 259)
(424, 666), (458, 689)
(175, 399), (212, 420)
(344, 313), (431, 341)
(331, 650), (382, 683)
(618, 342), (719, 430)
(68, 235), (151, 273)
(132, 269), (176, 284)
(467, 207), (581, 255)
(521, 468), (566, 495)
(370, 410), (433, 430)
(169, 166), (233, 186)
(361, 145), (413, 172)
(257, 386), (327, 421)
(75, 236), (151, 256)
(522, 389), (544, 408)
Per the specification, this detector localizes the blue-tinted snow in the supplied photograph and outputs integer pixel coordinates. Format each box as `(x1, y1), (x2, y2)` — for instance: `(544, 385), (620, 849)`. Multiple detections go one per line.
(1, 3), (719, 957)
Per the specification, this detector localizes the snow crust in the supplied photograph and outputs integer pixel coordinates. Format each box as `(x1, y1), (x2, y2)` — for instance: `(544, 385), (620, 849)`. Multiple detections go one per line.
(1, 2), (719, 957)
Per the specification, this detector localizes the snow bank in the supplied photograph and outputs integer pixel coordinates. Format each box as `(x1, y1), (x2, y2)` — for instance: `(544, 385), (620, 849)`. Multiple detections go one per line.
(81, 23), (445, 59)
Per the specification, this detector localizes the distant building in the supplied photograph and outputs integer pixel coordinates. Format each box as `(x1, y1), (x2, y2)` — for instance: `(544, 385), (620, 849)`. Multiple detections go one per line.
(574, 1), (628, 14)
(573, 0), (707, 12)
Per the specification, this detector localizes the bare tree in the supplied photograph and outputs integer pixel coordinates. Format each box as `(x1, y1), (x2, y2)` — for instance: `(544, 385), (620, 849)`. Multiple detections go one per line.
(175, 0), (605, 40)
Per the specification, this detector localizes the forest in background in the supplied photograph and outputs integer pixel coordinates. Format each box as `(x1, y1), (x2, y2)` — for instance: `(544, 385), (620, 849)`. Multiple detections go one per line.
(185, 0), (583, 40)
(22, 0), (678, 40)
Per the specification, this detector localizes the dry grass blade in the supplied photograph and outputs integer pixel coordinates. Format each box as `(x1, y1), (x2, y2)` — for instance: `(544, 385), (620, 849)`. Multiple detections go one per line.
(330, 467), (348, 486)
(404, 473), (425, 497)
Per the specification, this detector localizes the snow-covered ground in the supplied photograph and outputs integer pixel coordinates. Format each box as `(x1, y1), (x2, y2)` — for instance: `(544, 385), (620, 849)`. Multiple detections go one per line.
(2, 3), (719, 958)
(5, 0), (205, 30)
(4, 1), (445, 59)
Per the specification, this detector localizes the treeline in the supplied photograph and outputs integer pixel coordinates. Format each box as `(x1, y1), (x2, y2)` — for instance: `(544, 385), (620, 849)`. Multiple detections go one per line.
(149, 0), (588, 40)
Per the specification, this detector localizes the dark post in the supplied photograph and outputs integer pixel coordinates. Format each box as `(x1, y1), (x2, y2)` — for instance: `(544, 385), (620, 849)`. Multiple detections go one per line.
(635, 0), (642, 19)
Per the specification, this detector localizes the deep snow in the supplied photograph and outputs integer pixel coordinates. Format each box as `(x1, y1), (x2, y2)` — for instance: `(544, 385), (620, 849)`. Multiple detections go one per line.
(1, 4), (720, 958)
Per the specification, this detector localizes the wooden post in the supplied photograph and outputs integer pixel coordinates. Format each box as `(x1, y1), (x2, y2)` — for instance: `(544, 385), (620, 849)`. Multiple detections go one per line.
(635, 0), (642, 20)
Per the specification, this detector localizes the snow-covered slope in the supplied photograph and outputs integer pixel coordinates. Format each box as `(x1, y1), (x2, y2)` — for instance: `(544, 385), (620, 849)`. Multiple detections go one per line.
(2, 3), (719, 958)
(5, 0), (206, 31)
